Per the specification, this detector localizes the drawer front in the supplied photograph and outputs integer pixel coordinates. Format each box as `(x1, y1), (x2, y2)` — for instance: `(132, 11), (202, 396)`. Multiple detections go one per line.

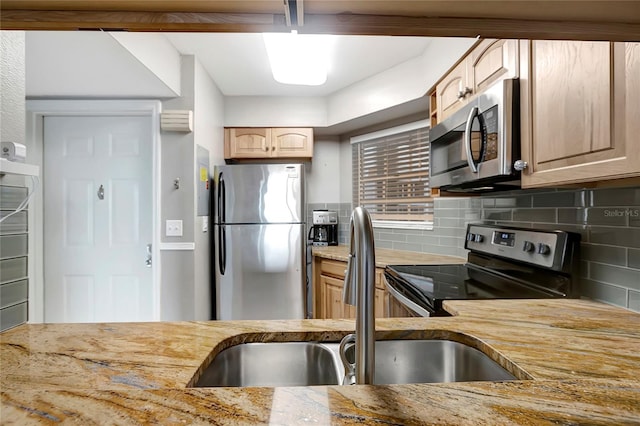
(0, 257), (28, 284)
(0, 279), (28, 309)
(0, 302), (28, 332)
(320, 259), (347, 279)
(0, 234), (28, 259)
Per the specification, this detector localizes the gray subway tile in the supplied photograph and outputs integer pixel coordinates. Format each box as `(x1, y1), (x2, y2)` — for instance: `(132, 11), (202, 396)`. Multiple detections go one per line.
(579, 279), (628, 308)
(375, 240), (393, 249)
(629, 290), (640, 312)
(439, 236), (465, 247)
(558, 208), (628, 226)
(590, 226), (640, 249)
(512, 209), (557, 223)
(377, 232), (406, 243)
(392, 242), (423, 252)
(435, 198), (462, 209)
(531, 223), (589, 242)
(590, 187), (640, 207)
(438, 217), (466, 228)
(533, 190), (588, 208)
(425, 245), (460, 256)
(580, 244), (627, 266)
(406, 234), (427, 244)
(435, 208), (464, 219)
(419, 235), (440, 246)
(482, 209), (512, 221)
(590, 263), (640, 291)
(629, 249), (640, 270)
(494, 195), (532, 208)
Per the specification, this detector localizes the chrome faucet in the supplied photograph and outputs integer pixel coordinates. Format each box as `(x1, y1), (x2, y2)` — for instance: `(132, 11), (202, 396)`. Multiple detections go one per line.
(341, 206), (376, 384)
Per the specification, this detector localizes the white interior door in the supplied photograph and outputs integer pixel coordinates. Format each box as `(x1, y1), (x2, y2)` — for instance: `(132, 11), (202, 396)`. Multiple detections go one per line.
(43, 115), (154, 323)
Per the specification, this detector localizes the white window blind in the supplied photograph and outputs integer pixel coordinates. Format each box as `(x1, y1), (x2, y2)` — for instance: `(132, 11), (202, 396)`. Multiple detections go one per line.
(352, 120), (433, 228)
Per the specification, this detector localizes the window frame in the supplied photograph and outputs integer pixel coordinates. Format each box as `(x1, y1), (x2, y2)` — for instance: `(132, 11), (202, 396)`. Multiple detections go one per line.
(351, 119), (433, 231)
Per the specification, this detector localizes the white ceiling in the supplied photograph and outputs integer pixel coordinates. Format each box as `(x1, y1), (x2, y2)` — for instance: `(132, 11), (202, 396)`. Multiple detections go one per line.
(164, 33), (432, 97)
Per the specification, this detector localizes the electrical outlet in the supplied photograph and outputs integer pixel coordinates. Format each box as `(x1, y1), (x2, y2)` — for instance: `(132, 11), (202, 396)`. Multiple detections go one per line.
(166, 220), (183, 237)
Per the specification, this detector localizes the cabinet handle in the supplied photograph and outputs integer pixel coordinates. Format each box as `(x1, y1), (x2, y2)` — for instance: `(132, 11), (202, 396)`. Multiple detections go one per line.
(457, 87), (473, 99)
(514, 160), (528, 171)
(264, 146), (269, 152)
(272, 146), (276, 151)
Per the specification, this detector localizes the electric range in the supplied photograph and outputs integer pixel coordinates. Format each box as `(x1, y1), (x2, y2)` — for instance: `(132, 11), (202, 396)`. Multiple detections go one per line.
(384, 224), (581, 316)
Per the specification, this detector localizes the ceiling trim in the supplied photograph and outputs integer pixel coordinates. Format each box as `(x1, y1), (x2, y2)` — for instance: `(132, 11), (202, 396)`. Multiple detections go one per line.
(1, 11), (639, 41)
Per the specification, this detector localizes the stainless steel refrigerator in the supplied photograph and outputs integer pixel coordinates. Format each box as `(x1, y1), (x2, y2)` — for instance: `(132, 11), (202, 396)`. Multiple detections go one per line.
(213, 164), (306, 320)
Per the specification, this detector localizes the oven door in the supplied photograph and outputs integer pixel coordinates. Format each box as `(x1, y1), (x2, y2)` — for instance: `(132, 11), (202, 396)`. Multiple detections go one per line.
(383, 273), (433, 317)
(429, 78), (519, 190)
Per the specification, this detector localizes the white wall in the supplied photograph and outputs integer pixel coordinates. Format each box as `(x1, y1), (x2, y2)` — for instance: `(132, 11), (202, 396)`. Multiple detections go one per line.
(306, 137), (342, 204)
(1, 31), (26, 145)
(193, 57), (225, 320)
(110, 32), (182, 95)
(224, 96), (327, 127)
(224, 37), (476, 129)
(26, 32), (179, 98)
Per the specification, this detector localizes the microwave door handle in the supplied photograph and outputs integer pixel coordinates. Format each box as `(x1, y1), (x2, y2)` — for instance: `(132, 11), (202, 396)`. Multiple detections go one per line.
(464, 106), (480, 173)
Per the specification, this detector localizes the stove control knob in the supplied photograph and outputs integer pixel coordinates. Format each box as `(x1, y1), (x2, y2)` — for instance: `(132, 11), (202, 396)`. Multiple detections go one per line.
(523, 241), (535, 253)
(474, 234), (484, 243)
(467, 233), (476, 241)
(537, 243), (551, 255)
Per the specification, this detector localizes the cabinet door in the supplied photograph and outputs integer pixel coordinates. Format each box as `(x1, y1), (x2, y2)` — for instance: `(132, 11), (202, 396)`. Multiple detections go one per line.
(374, 287), (388, 318)
(226, 128), (271, 158)
(470, 39), (518, 93)
(271, 128), (313, 158)
(520, 41), (640, 187)
(320, 275), (355, 319)
(436, 60), (470, 121)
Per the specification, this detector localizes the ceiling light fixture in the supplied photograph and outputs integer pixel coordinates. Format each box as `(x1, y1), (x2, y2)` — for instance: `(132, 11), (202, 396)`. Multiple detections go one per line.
(263, 31), (335, 86)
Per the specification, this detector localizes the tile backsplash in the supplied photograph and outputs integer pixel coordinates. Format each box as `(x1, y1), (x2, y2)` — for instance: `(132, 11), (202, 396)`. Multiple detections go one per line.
(314, 186), (640, 312)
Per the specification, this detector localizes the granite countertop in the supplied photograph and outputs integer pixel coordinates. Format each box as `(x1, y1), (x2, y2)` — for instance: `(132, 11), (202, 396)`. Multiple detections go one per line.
(312, 245), (466, 268)
(2, 299), (640, 424)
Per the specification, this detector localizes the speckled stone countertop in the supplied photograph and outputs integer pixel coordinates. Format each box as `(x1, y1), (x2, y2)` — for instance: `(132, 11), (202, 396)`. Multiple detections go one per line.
(2, 299), (640, 424)
(312, 245), (466, 267)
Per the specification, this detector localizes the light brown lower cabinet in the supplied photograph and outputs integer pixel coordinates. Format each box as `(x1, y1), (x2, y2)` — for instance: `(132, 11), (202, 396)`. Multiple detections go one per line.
(313, 258), (388, 319)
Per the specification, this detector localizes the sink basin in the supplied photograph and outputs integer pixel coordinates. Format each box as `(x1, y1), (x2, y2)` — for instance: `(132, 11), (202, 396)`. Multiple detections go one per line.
(343, 339), (517, 385)
(193, 342), (341, 387)
(192, 338), (518, 388)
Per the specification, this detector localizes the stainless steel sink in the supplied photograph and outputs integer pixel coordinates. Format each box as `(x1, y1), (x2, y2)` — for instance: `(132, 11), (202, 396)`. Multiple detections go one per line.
(192, 339), (518, 388)
(342, 339), (517, 385)
(193, 342), (341, 387)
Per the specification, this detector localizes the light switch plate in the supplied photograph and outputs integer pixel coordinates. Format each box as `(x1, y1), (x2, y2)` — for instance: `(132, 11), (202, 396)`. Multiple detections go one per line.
(166, 220), (183, 237)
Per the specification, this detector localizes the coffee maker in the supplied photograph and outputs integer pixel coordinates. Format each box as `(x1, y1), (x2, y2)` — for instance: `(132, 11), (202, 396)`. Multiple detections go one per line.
(309, 210), (338, 246)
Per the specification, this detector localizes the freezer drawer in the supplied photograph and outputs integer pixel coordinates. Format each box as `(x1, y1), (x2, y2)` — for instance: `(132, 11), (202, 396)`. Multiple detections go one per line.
(215, 223), (305, 320)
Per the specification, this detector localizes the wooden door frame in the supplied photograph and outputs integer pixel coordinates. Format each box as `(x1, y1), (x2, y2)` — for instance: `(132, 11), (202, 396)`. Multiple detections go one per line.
(26, 99), (162, 323)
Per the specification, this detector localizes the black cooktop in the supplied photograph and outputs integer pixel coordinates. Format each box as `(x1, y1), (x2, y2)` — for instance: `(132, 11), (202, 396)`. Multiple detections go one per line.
(384, 260), (568, 315)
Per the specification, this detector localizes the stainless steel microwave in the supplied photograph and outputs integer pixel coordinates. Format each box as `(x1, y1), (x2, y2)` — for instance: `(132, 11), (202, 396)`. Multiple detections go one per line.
(429, 78), (521, 192)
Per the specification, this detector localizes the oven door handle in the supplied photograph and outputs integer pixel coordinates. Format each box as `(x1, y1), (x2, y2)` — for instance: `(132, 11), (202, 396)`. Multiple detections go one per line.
(464, 106), (480, 173)
(384, 279), (432, 317)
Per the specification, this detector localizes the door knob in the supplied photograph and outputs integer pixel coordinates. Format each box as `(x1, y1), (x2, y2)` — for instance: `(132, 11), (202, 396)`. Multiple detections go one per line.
(97, 184), (105, 200)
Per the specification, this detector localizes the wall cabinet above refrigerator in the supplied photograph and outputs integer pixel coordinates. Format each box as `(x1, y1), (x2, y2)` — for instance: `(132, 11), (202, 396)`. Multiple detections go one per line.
(224, 127), (313, 160)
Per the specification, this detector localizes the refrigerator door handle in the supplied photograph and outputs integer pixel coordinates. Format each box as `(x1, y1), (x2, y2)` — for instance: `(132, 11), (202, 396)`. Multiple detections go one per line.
(217, 172), (225, 224)
(219, 226), (226, 275)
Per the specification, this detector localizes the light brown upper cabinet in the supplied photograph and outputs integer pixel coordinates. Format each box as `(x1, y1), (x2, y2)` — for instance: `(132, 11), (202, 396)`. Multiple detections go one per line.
(519, 41), (640, 187)
(433, 39), (519, 125)
(225, 127), (313, 160)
